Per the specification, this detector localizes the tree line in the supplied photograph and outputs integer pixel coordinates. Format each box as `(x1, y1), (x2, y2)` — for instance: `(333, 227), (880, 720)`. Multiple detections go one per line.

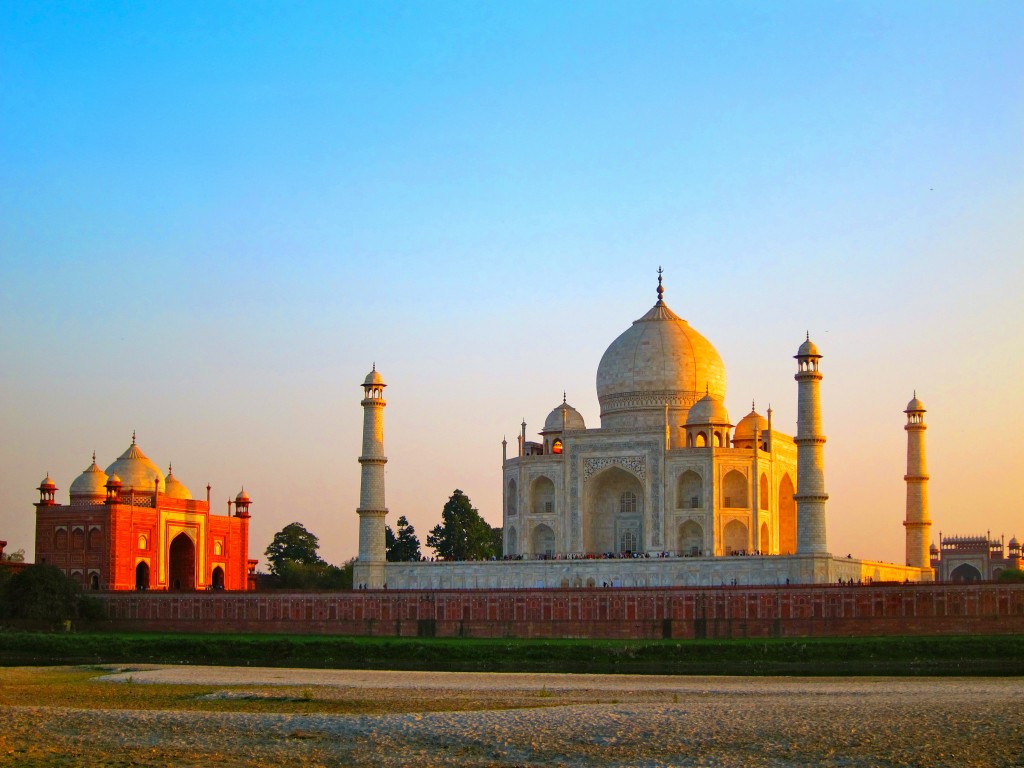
(263, 489), (501, 589)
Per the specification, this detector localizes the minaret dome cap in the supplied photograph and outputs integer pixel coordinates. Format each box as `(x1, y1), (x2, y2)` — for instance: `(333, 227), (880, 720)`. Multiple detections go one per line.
(905, 394), (925, 412)
(796, 335), (821, 358)
(363, 367), (385, 387)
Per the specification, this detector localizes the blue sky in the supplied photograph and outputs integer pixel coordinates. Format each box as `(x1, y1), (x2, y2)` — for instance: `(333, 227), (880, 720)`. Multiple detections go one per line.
(2, 1), (1022, 566)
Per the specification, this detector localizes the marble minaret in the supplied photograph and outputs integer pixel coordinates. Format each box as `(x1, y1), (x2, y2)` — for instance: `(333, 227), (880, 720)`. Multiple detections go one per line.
(903, 393), (931, 569)
(354, 365), (388, 589)
(794, 334), (828, 554)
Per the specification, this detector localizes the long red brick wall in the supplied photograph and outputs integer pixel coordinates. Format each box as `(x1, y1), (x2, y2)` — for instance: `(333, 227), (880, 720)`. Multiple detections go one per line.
(95, 582), (1024, 639)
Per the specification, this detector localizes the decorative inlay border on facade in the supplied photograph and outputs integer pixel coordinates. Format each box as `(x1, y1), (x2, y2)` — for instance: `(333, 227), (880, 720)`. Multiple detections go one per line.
(583, 455), (646, 482)
(600, 390), (706, 414)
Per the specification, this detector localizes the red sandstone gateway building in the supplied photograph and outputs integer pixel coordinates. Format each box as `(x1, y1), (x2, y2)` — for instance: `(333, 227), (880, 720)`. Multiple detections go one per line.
(34, 436), (255, 591)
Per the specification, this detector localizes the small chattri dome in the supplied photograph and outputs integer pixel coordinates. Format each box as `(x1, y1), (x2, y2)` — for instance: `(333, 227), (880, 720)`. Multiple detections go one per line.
(796, 335), (820, 358)
(363, 366), (385, 387)
(236, 488), (250, 503)
(39, 473), (57, 489)
(70, 456), (109, 498)
(734, 407), (768, 439)
(1009, 536), (1020, 549)
(164, 464), (193, 500)
(929, 542), (939, 553)
(686, 393), (730, 426)
(542, 400), (586, 433)
(107, 474), (122, 486)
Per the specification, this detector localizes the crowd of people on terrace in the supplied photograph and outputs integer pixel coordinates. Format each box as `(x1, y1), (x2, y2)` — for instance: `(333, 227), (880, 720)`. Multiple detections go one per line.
(416, 549), (783, 563)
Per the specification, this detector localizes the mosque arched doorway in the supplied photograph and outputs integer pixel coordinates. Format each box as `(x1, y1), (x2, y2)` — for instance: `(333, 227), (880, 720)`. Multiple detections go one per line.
(584, 466), (644, 555)
(778, 474), (797, 555)
(211, 566), (225, 590)
(135, 561), (150, 590)
(506, 526), (518, 557)
(168, 533), (196, 590)
(950, 563), (982, 582)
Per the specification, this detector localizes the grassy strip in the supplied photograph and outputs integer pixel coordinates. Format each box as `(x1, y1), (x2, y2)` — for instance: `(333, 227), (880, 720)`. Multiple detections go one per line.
(0, 667), (566, 715)
(1, 631), (1023, 675)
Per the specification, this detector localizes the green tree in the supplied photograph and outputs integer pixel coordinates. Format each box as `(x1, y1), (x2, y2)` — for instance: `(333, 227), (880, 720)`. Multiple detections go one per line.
(998, 569), (1024, 583)
(386, 515), (422, 562)
(265, 522), (323, 575)
(0, 564), (104, 622)
(1, 548), (25, 562)
(274, 558), (354, 590)
(427, 489), (500, 561)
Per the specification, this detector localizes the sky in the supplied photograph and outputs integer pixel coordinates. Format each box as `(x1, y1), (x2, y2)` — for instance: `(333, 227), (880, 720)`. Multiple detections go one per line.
(1, 1), (1022, 568)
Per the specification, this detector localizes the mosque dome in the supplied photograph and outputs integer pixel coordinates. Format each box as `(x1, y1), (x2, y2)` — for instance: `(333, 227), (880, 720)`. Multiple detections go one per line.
(164, 465), (193, 500)
(542, 400), (586, 433)
(685, 394), (730, 426)
(70, 455), (108, 499)
(104, 438), (165, 493)
(596, 274), (726, 429)
(735, 408), (768, 439)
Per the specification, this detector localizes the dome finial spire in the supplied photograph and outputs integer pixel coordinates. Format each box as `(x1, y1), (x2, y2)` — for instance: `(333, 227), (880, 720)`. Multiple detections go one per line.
(656, 266), (664, 305)
(92, 450), (96, 464)
(132, 430), (136, 445)
(563, 390), (567, 404)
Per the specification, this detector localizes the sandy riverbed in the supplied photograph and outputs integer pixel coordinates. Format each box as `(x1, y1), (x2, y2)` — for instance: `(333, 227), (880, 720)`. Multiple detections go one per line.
(2, 666), (1021, 766)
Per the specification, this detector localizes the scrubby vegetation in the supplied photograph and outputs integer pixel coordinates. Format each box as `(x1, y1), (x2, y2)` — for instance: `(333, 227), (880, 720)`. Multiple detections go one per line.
(0, 631), (1022, 676)
(0, 565), (104, 624)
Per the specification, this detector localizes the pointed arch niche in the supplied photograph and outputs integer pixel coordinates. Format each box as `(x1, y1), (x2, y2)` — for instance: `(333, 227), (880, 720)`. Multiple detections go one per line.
(583, 466), (644, 555)
(779, 474), (797, 555)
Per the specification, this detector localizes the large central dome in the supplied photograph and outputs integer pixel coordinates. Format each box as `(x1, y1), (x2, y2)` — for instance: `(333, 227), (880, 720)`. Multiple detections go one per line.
(596, 280), (726, 430)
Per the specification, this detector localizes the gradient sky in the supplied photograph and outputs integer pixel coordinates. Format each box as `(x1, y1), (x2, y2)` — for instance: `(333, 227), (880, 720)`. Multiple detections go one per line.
(2, 1), (1022, 568)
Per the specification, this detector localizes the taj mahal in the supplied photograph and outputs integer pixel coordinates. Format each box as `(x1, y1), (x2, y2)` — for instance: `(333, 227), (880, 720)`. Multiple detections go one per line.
(354, 272), (934, 590)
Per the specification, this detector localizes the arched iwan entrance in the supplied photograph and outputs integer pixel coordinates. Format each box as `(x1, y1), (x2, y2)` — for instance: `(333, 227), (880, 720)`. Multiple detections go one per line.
(950, 563), (982, 582)
(211, 566), (225, 589)
(135, 561), (149, 590)
(584, 466), (644, 555)
(168, 533), (196, 590)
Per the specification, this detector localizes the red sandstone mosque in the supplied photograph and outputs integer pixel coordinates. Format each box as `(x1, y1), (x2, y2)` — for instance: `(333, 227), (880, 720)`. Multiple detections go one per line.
(33, 435), (255, 591)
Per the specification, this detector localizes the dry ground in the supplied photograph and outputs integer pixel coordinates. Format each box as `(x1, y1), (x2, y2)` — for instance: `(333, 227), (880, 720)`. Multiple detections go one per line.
(1, 666), (1022, 766)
